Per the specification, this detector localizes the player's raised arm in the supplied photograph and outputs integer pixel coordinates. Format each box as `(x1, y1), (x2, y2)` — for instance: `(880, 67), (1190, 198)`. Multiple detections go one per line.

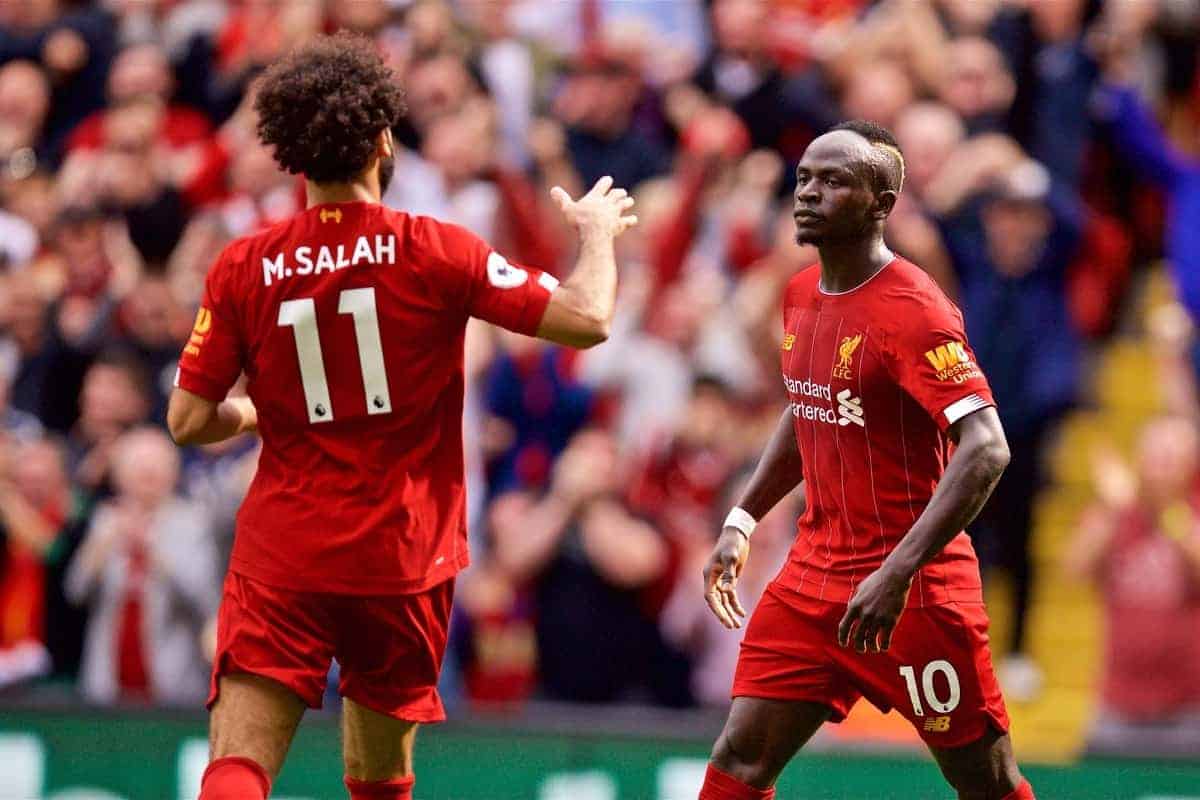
(703, 406), (805, 629)
(838, 406), (1009, 652)
(535, 176), (637, 348)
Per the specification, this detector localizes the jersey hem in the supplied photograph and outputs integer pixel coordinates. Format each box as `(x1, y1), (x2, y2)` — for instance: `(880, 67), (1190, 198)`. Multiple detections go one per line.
(228, 550), (470, 596)
(176, 367), (233, 403)
(776, 574), (984, 609)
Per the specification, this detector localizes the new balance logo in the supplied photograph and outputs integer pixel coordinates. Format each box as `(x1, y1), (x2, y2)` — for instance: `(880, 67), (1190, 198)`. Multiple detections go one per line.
(923, 716), (951, 733)
(836, 389), (864, 427)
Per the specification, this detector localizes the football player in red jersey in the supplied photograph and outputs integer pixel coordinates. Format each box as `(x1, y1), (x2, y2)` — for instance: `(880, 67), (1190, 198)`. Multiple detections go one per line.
(165, 34), (636, 800)
(698, 120), (1036, 800)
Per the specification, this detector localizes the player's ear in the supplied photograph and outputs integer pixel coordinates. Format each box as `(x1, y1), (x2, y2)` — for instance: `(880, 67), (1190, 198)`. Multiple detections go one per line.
(379, 126), (394, 160)
(872, 190), (897, 221)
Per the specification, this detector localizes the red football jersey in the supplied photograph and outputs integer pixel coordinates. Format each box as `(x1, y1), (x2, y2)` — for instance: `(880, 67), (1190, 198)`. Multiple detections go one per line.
(176, 202), (558, 594)
(778, 257), (994, 608)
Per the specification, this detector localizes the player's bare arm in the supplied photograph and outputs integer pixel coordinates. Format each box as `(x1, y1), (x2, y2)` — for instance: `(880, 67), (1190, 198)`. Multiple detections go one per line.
(838, 406), (1009, 653)
(704, 406), (805, 629)
(167, 390), (257, 446)
(536, 175), (637, 348)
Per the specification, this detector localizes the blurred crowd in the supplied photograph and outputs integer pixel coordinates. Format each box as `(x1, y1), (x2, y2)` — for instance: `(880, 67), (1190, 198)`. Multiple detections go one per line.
(0, 0), (1198, 745)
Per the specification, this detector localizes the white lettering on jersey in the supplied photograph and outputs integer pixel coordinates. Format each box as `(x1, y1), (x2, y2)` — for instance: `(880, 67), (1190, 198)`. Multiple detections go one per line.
(783, 375), (866, 428)
(295, 246), (313, 274)
(486, 252), (528, 289)
(260, 235), (398, 286)
(352, 236), (375, 265)
(263, 253), (285, 285)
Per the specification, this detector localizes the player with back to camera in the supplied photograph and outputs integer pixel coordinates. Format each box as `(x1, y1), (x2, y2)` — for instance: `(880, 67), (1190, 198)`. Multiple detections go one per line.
(166, 33), (636, 800)
(698, 121), (1036, 800)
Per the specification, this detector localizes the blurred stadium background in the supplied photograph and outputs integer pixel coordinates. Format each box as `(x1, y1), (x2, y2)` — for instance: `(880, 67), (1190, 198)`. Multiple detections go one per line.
(1, 0), (1199, 797)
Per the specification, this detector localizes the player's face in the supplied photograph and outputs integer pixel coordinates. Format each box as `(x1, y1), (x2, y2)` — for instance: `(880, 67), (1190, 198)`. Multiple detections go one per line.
(792, 132), (879, 246)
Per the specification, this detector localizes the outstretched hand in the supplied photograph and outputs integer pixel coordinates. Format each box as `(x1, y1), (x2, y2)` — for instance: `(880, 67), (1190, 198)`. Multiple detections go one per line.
(551, 176), (638, 239)
(703, 529), (749, 629)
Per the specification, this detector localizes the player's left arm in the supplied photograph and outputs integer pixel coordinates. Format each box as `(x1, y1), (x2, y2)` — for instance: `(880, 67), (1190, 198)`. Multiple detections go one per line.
(167, 391), (257, 447)
(839, 407), (1009, 653)
(840, 296), (1008, 653)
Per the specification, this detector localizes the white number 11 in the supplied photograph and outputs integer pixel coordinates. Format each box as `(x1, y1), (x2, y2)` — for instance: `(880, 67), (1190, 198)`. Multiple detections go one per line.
(277, 287), (393, 423)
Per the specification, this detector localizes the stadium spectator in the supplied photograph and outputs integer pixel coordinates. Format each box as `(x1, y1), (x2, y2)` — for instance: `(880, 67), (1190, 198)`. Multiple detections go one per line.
(556, 47), (671, 192)
(0, 433), (56, 682)
(0, 0), (118, 156)
(489, 428), (689, 705)
(1068, 416), (1200, 756)
(938, 155), (1084, 698)
(1094, 48), (1200, 373)
(937, 37), (1016, 136)
(0, 434), (89, 683)
(64, 426), (218, 706)
(482, 334), (594, 496)
(66, 42), (212, 156)
(67, 352), (152, 497)
(0, 60), (52, 171)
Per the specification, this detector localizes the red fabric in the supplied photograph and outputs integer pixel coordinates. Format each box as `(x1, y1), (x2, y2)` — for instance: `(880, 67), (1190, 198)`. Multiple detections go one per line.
(733, 583), (1010, 749)
(1002, 779), (1035, 800)
(726, 219), (770, 274)
(115, 538), (149, 697)
(176, 203), (556, 595)
(67, 106), (212, 153)
(491, 168), (562, 274)
(1066, 210), (1132, 338)
(208, 572), (455, 722)
(345, 775), (415, 799)
(182, 137), (233, 208)
(199, 756), (270, 800)
(779, 258), (993, 607)
(0, 543), (45, 646)
(698, 763), (775, 800)
(1097, 505), (1200, 719)
(648, 160), (713, 294)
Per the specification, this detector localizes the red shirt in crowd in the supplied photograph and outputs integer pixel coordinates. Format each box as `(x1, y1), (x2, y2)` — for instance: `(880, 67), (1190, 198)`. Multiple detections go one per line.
(176, 202), (557, 594)
(1098, 505), (1200, 719)
(778, 257), (994, 607)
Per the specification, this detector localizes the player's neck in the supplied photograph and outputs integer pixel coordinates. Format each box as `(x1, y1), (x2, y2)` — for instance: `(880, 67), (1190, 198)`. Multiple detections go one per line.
(305, 178), (380, 208)
(817, 238), (893, 294)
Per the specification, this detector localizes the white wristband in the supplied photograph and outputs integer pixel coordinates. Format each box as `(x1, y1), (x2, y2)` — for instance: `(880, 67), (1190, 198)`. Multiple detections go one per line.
(723, 507), (757, 540)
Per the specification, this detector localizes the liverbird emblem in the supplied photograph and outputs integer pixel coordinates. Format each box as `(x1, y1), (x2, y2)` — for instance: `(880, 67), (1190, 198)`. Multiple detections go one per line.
(834, 333), (862, 379)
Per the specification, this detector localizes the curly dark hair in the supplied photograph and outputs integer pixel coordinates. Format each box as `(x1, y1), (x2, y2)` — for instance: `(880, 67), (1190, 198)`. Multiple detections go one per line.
(254, 32), (406, 184)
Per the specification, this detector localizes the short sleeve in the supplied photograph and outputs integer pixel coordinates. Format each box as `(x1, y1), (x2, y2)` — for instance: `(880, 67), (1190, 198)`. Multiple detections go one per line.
(884, 298), (995, 432)
(175, 253), (243, 402)
(425, 221), (558, 336)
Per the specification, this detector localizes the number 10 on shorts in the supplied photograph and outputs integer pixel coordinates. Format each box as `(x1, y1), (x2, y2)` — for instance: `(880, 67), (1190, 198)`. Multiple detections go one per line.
(899, 660), (961, 716)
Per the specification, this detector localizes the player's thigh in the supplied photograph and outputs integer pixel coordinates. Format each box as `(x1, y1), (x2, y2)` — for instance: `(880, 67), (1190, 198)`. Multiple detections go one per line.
(209, 673), (307, 778)
(928, 725), (1024, 800)
(342, 697), (419, 780)
(335, 579), (455, 725)
(711, 697), (831, 787)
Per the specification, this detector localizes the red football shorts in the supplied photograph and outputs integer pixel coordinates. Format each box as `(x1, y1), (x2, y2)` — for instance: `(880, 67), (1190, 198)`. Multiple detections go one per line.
(208, 572), (454, 722)
(732, 582), (1009, 749)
